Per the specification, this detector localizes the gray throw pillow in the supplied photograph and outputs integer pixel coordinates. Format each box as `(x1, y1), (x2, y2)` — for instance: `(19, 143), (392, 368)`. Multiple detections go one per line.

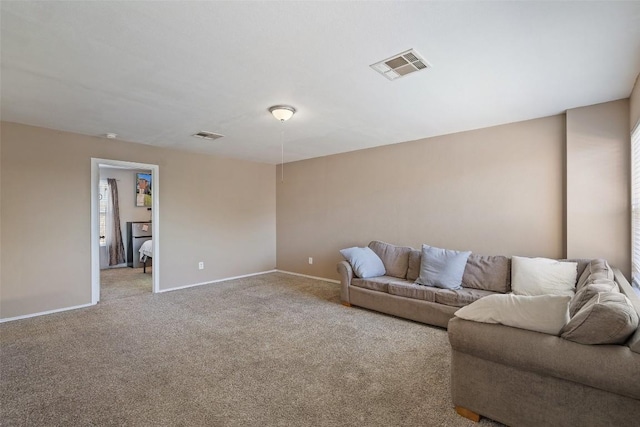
(462, 254), (510, 293)
(415, 244), (471, 290)
(561, 292), (639, 345)
(339, 246), (386, 279)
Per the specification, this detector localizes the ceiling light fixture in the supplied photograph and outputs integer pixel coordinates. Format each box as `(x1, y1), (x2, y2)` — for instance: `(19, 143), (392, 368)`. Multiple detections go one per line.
(269, 105), (296, 182)
(269, 105), (296, 122)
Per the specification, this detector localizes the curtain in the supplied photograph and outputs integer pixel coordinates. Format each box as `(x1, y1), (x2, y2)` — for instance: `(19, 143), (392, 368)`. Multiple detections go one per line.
(106, 178), (126, 266)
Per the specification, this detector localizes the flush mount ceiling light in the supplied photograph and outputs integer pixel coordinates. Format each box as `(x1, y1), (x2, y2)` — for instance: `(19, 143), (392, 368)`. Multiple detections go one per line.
(370, 49), (431, 81)
(269, 105), (296, 122)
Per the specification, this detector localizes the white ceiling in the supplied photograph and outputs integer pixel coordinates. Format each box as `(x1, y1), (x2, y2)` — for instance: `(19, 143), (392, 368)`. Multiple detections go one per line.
(2, 1), (639, 164)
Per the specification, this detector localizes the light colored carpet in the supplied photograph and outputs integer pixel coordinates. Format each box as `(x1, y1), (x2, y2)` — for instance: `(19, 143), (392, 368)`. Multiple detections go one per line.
(100, 267), (152, 301)
(1, 273), (500, 426)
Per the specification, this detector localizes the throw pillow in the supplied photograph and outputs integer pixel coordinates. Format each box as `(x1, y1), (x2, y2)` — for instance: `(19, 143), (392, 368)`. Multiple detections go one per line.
(339, 246), (386, 279)
(455, 294), (571, 336)
(569, 279), (619, 317)
(415, 244), (471, 290)
(462, 254), (511, 293)
(561, 292), (639, 345)
(511, 256), (578, 297)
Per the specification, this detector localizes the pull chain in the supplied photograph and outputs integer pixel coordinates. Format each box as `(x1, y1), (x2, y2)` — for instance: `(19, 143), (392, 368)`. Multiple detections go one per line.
(280, 122), (285, 182)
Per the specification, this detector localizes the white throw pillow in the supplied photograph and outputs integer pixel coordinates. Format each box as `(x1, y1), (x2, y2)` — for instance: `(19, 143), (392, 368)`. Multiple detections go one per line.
(455, 294), (571, 335)
(511, 256), (578, 297)
(339, 246), (386, 278)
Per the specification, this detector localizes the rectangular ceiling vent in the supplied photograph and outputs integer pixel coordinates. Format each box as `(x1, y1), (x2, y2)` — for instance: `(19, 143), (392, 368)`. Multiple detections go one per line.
(370, 49), (431, 81)
(192, 131), (224, 141)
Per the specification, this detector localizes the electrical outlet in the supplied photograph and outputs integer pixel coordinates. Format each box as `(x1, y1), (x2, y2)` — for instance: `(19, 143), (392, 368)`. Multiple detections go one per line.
(308, 257), (313, 265)
(198, 262), (204, 270)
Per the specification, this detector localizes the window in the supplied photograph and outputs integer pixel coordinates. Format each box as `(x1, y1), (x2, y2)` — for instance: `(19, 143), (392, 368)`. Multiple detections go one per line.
(99, 180), (109, 246)
(632, 123), (640, 287)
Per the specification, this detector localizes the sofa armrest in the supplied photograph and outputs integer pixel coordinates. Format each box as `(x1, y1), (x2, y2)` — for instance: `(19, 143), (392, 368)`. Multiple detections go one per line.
(337, 260), (353, 304)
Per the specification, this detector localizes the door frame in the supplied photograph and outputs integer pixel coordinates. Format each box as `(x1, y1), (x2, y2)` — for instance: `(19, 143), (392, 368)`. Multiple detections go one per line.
(91, 158), (160, 303)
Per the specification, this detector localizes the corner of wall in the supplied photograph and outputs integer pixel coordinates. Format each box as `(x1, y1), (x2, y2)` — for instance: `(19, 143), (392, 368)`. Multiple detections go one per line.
(631, 72), (640, 130)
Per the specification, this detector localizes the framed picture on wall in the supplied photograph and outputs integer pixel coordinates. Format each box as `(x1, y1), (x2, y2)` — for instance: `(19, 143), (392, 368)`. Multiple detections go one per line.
(136, 172), (152, 207)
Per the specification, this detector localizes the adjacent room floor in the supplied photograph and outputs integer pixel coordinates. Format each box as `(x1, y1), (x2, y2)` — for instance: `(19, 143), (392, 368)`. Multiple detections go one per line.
(100, 267), (152, 301)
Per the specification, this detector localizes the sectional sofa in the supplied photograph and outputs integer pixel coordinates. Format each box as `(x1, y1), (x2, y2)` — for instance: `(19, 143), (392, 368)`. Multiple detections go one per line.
(337, 240), (640, 426)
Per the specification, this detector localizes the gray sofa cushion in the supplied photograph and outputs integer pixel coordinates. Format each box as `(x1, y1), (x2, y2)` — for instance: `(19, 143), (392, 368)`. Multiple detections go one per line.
(569, 280), (619, 317)
(462, 254), (511, 293)
(416, 244), (471, 290)
(351, 276), (395, 293)
(434, 288), (496, 308)
(368, 241), (412, 279)
(576, 259), (614, 291)
(388, 280), (438, 302)
(406, 249), (421, 282)
(561, 292), (639, 345)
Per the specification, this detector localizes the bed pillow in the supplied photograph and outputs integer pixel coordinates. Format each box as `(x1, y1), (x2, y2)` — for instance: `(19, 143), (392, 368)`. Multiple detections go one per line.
(561, 292), (639, 345)
(511, 256), (578, 297)
(415, 244), (471, 290)
(455, 293), (571, 335)
(339, 246), (386, 279)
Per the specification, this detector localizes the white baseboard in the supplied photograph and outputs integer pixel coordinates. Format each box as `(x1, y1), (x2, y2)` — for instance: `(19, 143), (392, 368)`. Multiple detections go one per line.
(0, 302), (95, 323)
(276, 270), (340, 284)
(157, 269), (277, 293)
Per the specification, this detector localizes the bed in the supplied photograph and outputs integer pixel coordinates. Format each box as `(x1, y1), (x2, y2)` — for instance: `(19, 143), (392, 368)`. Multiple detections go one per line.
(139, 239), (153, 273)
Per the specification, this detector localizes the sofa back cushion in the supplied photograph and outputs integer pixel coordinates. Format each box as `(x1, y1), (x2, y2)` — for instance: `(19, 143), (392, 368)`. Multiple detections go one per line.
(406, 249), (422, 281)
(576, 259), (614, 291)
(462, 254), (511, 293)
(368, 241), (412, 279)
(561, 292), (639, 345)
(569, 280), (619, 317)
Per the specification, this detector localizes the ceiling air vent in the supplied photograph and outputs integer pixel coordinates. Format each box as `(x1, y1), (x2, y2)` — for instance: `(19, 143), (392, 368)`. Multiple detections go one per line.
(192, 131), (224, 141)
(370, 49), (431, 81)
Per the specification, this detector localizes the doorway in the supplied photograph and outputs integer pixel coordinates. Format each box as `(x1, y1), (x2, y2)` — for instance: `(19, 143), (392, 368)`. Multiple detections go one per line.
(91, 158), (159, 304)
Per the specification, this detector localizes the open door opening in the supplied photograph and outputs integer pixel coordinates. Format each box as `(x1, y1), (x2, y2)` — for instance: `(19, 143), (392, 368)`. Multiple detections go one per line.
(91, 158), (160, 304)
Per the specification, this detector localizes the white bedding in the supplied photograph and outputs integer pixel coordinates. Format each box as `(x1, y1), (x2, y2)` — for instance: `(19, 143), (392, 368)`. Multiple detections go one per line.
(139, 239), (153, 262)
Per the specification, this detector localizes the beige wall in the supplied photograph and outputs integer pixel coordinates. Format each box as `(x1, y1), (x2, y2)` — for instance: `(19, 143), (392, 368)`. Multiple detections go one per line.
(566, 100), (630, 277)
(0, 122), (276, 319)
(276, 115), (566, 280)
